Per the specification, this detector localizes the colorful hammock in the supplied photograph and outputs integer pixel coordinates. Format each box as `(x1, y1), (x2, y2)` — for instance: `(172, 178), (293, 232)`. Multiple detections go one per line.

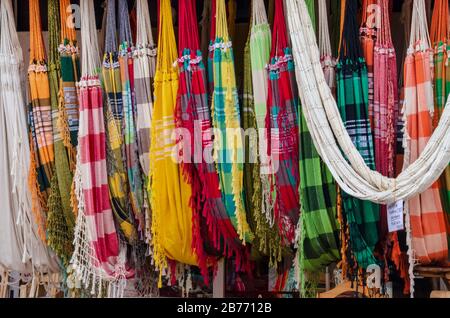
(245, 0), (281, 265)
(133, 0), (157, 247)
(250, 0), (274, 224)
(175, 0), (252, 284)
(266, 0), (299, 246)
(150, 0), (197, 284)
(27, 0), (54, 241)
(212, 0), (254, 243)
(298, 0), (341, 275)
(430, 0), (450, 242)
(117, 0), (145, 234)
(403, 0), (448, 274)
(46, 0), (75, 266)
(318, 0), (336, 95)
(71, 0), (131, 296)
(102, 0), (137, 243)
(336, 0), (379, 269)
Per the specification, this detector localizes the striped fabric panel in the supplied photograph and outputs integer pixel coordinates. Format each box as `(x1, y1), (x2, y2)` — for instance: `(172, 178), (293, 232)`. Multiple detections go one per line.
(403, 50), (448, 263)
(78, 79), (119, 274)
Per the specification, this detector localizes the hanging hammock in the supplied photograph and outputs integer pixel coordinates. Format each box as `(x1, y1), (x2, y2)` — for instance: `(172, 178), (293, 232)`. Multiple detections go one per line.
(46, 0), (75, 266)
(430, 0), (450, 241)
(117, 0), (145, 234)
(212, 0), (254, 243)
(402, 0), (448, 296)
(266, 0), (299, 246)
(298, 0), (340, 276)
(133, 0), (157, 247)
(245, 0), (282, 265)
(335, 0), (379, 269)
(71, 0), (131, 297)
(250, 0), (274, 224)
(102, 0), (137, 243)
(150, 0), (198, 285)
(27, 0), (55, 241)
(208, 0), (216, 102)
(372, 0), (399, 239)
(285, 0), (450, 205)
(175, 0), (252, 284)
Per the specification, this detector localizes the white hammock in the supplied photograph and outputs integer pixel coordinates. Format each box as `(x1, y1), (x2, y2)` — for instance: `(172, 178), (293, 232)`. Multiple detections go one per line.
(286, 0), (450, 205)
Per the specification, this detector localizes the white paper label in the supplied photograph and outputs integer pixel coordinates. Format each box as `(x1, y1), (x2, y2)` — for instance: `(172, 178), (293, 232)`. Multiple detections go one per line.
(387, 200), (404, 233)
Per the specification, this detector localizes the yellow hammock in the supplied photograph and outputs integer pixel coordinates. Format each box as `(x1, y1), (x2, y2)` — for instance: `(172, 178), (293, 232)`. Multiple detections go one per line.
(150, 0), (197, 284)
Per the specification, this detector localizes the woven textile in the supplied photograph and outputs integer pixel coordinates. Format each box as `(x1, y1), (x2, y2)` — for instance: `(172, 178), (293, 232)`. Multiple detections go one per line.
(336, 0), (379, 269)
(102, 0), (136, 243)
(266, 0), (300, 246)
(430, 0), (450, 241)
(250, 0), (273, 221)
(243, 2), (281, 265)
(27, 0), (55, 240)
(298, 0), (340, 274)
(403, 11), (448, 265)
(175, 0), (251, 283)
(118, 0), (145, 234)
(212, 0), (254, 243)
(150, 0), (197, 284)
(46, 0), (75, 266)
(373, 0), (399, 237)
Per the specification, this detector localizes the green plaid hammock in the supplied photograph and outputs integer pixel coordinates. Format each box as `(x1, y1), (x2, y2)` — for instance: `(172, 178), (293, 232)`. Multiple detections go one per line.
(46, 0), (76, 265)
(212, 0), (254, 243)
(430, 0), (450, 237)
(117, 0), (145, 234)
(336, 0), (379, 269)
(244, 0), (281, 265)
(102, 0), (137, 243)
(298, 0), (340, 275)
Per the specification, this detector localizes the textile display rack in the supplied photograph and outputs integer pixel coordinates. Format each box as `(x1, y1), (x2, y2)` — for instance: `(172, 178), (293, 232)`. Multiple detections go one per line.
(0, 0), (449, 299)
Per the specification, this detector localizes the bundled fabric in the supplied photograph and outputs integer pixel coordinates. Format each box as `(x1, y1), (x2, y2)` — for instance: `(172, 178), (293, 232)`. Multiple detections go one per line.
(430, 0), (450, 239)
(46, 0), (75, 266)
(175, 0), (251, 284)
(102, 0), (137, 242)
(150, 0), (197, 285)
(318, 0), (336, 94)
(27, 0), (55, 241)
(207, 0), (216, 102)
(133, 0), (157, 247)
(211, 0), (254, 243)
(250, 0), (274, 225)
(403, 0), (448, 296)
(71, 0), (131, 297)
(0, 0), (58, 277)
(298, 0), (340, 276)
(336, 0), (379, 269)
(245, 0), (282, 265)
(117, 0), (145, 234)
(266, 0), (299, 246)
(359, 0), (377, 128)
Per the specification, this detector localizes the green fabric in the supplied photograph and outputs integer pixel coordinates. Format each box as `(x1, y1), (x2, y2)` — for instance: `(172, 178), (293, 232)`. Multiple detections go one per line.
(242, 32), (281, 265)
(336, 57), (379, 269)
(305, 0), (316, 33)
(46, 0), (74, 265)
(298, 108), (340, 272)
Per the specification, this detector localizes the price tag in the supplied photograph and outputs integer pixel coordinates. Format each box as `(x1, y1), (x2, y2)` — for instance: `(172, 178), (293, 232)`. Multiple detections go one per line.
(387, 200), (404, 233)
